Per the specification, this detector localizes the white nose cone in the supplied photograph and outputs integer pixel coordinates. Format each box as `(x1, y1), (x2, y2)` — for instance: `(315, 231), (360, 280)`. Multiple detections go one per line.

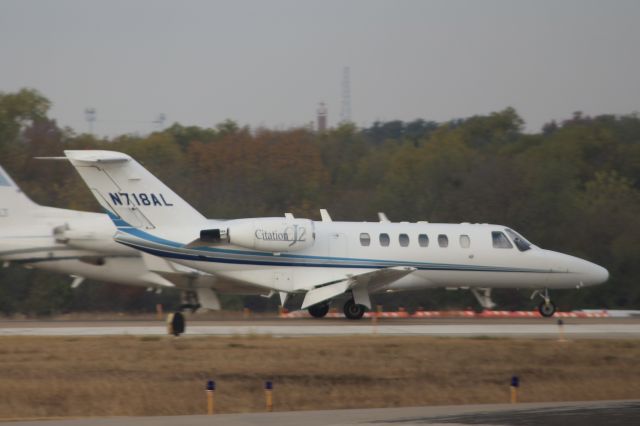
(572, 256), (609, 287)
(547, 251), (609, 288)
(584, 262), (609, 286)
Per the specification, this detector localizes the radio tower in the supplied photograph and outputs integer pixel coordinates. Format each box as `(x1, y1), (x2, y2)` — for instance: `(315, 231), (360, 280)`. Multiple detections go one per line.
(340, 66), (351, 124)
(84, 107), (96, 134)
(316, 102), (327, 132)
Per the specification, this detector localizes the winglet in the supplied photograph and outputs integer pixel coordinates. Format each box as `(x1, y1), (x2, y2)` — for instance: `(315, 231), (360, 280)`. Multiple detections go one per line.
(378, 212), (390, 222)
(320, 209), (332, 222)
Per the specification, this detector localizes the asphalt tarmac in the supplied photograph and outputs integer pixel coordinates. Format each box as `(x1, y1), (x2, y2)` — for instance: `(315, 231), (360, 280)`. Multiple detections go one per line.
(3, 400), (639, 425)
(0, 317), (638, 338)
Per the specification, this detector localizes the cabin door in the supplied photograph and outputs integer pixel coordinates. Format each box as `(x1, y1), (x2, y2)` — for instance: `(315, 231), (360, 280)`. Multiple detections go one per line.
(329, 233), (348, 259)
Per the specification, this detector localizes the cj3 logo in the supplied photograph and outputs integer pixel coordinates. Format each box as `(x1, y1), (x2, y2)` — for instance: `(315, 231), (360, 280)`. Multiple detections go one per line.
(108, 192), (173, 207)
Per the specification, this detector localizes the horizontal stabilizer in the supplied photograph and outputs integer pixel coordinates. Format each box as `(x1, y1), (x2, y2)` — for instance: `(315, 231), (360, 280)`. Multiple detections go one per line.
(33, 157), (68, 161)
(63, 151), (130, 163)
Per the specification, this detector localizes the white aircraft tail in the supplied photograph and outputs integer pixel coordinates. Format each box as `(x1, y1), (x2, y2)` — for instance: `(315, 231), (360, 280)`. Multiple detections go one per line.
(0, 165), (39, 223)
(64, 150), (207, 230)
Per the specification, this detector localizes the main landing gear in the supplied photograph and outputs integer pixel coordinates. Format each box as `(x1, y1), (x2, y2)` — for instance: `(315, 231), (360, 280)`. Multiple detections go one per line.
(167, 312), (185, 336)
(308, 303), (330, 318)
(307, 299), (368, 320)
(343, 299), (367, 320)
(532, 288), (557, 317)
(168, 291), (201, 336)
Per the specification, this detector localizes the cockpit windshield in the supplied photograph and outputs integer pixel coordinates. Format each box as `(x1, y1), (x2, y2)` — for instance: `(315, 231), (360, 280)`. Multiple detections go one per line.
(505, 228), (532, 252)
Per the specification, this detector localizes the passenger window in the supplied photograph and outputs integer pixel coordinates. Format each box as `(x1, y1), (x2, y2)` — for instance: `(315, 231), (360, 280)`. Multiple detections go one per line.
(438, 234), (448, 248)
(379, 233), (390, 247)
(360, 233), (371, 247)
(492, 231), (513, 249)
(418, 234), (429, 247)
(459, 234), (470, 248)
(399, 233), (409, 247)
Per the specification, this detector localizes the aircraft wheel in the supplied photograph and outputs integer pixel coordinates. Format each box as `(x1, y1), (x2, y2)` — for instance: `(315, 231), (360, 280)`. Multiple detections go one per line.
(343, 299), (366, 320)
(308, 303), (330, 318)
(167, 311), (186, 336)
(538, 300), (556, 317)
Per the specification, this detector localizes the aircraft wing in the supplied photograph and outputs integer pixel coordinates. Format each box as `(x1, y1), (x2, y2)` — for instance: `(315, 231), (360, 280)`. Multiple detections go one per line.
(301, 266), (416, 310)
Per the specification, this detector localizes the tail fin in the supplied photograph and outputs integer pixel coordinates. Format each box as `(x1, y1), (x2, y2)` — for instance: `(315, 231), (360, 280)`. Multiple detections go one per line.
(64, 150), (206, 230)
(0, 165), (39, 222)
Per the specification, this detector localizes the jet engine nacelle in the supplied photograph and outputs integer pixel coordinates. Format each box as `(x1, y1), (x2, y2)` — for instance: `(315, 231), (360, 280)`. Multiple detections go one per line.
(201, 218), (315, 253)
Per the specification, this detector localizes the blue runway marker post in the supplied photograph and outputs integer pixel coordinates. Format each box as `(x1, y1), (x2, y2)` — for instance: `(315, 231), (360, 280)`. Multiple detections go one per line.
(264, 380), (273, 412)
(510, 376), (519, 404)
(206, 380), (216, 414)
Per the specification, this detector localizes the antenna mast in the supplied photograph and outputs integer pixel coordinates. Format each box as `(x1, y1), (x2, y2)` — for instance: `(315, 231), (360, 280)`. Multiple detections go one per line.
(340, 66), (351, 124)
(84, 107), (96, 135)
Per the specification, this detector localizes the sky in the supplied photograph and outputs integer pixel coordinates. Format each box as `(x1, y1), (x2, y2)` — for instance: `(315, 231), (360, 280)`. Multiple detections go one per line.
(1, 0), (639, 136)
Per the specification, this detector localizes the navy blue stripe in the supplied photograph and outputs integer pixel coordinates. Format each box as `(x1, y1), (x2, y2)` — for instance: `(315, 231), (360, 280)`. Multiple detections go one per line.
(119, 240), (550, 273)
(107, 210), (552, 274)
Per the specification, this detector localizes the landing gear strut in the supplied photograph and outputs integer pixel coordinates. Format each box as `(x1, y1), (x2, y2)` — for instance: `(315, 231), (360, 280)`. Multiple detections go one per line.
(471, 288), (496, 312)
(532, 288), (556, 317)
(179, 290), (201, 313)
(308, 303), (330, 318)
(343, 299), (366, 320)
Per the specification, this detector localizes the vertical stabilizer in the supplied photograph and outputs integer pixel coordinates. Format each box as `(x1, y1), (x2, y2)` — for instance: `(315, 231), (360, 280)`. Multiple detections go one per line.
(0, 165), (38, 222)
(64, 150), (206, 230)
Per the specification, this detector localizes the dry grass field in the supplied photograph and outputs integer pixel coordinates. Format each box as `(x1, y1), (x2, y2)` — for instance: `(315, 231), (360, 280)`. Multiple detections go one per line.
(0, 335), (639, 419)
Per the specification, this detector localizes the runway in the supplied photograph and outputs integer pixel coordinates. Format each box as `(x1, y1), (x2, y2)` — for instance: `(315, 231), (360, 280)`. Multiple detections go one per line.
(3, 400), (639, 425)
(0, 317), (639, 338)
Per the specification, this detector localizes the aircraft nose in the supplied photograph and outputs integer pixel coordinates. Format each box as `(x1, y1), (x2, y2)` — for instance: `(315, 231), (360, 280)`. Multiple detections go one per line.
(578, 260), (609, 287)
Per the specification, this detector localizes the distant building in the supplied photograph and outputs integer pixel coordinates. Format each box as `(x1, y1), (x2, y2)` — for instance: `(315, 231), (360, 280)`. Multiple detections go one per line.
(317, 102), (328, 132)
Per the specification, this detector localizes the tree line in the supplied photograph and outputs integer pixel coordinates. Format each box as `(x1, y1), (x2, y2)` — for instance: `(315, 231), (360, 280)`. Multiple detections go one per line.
(1, 88), (639, 315)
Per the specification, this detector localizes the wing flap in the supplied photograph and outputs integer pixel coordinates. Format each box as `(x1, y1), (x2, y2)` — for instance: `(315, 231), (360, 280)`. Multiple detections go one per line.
(301, 266), (415, 309)
(301, 280), (350, 309)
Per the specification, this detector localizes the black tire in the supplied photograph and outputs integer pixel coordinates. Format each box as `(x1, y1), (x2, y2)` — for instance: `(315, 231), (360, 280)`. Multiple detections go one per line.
(308, 303), (330, 318)
(343, 299), (366, 320)
(172, 311), (186, 336)
(538, 301), (557, 317)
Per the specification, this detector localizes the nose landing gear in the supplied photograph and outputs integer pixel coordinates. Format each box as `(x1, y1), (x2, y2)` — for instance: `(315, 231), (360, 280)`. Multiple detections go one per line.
(532, 288), (557, 317)
(538, 300), (557, 317)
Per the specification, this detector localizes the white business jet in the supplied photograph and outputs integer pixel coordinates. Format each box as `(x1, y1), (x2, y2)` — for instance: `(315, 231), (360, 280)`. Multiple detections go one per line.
(0, 165), (261, 311)
(64, 150), (609, 324)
